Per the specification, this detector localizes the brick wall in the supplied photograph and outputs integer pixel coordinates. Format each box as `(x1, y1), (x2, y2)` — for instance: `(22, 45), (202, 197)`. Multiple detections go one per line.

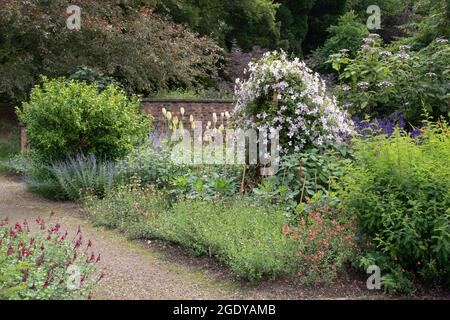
(141, 98), (235, 132)
(5, 99), (236, 150)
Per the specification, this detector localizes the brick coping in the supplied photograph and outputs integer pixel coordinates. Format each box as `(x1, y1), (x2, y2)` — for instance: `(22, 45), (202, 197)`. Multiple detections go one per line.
(141, 98), (235, 104)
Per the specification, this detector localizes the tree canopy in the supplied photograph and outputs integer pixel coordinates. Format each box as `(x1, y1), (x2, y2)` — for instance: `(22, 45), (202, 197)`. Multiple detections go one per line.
(0, 0), (220, 103)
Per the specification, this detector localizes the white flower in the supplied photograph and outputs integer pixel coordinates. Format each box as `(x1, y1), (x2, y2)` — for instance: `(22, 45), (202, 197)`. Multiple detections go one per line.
(357, 81), (370, 90)
(399, 45), (411, 51)
(233, 51), (353, 153)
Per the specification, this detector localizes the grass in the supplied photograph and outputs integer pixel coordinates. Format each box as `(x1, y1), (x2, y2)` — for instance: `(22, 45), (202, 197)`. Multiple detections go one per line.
(0, 124), (19, 171)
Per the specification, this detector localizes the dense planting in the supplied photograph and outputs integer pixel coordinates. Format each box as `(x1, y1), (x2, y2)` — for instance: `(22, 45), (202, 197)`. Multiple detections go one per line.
(85, 187), (357, 284)
(0, 217), (99, 300)
(0, 0), (448, 299)
(341, 123), (450, 292)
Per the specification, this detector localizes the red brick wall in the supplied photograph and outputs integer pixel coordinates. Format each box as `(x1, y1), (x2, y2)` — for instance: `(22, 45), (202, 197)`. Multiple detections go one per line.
(4, 99), (236, 146)
(141, 98), (235, 132)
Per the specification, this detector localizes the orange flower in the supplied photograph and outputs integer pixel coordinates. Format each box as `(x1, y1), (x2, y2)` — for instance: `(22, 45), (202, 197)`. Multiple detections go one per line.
(282, 224), (290, 236)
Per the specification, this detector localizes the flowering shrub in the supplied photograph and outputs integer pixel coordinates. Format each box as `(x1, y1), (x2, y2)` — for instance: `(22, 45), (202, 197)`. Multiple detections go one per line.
(330, 35), (450, 124)
(340, 121), (450, 292)
(284, 202), (358, 285)
(0, 216), (100, 300)
(234, 51), (354, 154)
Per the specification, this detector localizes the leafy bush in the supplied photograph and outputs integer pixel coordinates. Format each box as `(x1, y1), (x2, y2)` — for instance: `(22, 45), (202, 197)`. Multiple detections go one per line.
(5, 155), (67, 200)
(254, 147), (351, 213)
(330, 36), (450, 124)
(17, 78), (152, 162)
(84, 182), (169, 238)
(340, 122), (450, 292)
(6, 154), (117, 201)
(313, 11), (369, 71)
(403, 0), (450, 50)
(0, 217), (100, 300)
(234, 51), (354, 154)
(117, 144), (182, 190)
(160, 199), (293, 282)
(68, 66), (121, 92)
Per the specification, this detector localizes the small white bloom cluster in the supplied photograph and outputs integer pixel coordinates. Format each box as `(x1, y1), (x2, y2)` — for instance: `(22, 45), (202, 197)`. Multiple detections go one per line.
(233, 51), (353, 154)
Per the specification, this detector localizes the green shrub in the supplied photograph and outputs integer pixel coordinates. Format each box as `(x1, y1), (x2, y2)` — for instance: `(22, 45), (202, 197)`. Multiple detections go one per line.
(84, 182), (169, 238)
(0, 217), (99, 300)
(5, 155), (67, 200)
(5, 154), (117, 201)
(117, 144), (182, 190)
(340, 122), (450, 292)
(254, 147), (351, 213)
(17, 78), (152, 162)
(330, 36), (450, 123)
(313, 11), (369, 71)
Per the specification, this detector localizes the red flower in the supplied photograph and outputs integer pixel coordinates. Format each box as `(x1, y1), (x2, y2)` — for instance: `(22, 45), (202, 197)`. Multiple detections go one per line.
(14, 223), (23, 232)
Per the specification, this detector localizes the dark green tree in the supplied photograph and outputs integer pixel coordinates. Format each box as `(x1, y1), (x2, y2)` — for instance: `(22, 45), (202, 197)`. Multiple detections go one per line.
(276, 0), (316, 53)
(0, 0), (221, 103)
(156, 0), (280, 51)
(303, 0), (347, 53)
